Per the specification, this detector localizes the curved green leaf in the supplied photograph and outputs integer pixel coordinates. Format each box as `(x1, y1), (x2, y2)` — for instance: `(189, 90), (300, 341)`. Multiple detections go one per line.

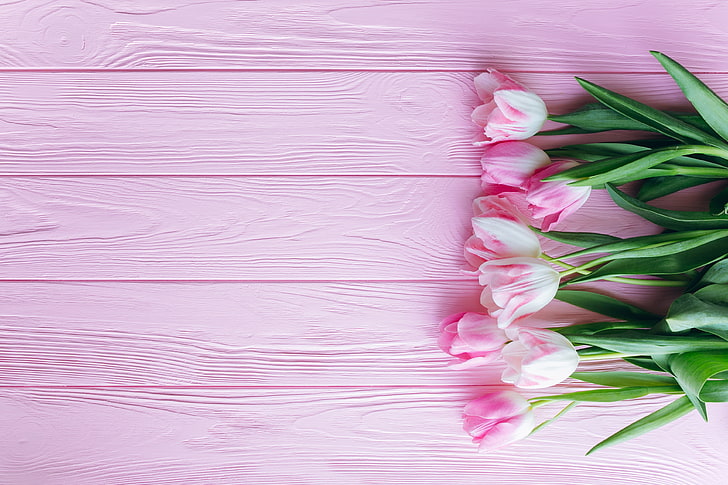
(624, 357), (666, 373)
(533, 228), (621, 248)
(570, 371), (676, 388)
(545, 102), (719, 135)
(536, 387), (652, 403)
(569, 331), (728, 355)
(607, 184), (728, 230)
(555, 289), (659, 321)
(700, 259), (728, 285)
(652, 51), (728, 143)
(699, 380), (728, 402)
(562, 229), (722, 260)
(586, 396), (693, 455)
(669, 350), (728, 420)
(547, 146), (728, 187)
(576, 77), (728, 149)
(666, 291), (728, 340)
(638, 176), (717, 201)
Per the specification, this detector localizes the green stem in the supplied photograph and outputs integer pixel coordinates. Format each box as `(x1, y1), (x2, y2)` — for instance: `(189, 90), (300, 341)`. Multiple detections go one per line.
(541, 253), (592, 274)
(658, 165), (728, 178)
(530, 401), (579, 435)
(577, 350), (643, 361)
(599, 276), (687, 287)
(558, 260), (604, 277)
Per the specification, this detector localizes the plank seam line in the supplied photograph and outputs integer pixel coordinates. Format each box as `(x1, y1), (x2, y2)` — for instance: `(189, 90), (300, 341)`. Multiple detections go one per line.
(0, 174), (481, 178)
(0, 278), (477, 283)
(0, 385), (504, 389)
(0, 68), (724, 75)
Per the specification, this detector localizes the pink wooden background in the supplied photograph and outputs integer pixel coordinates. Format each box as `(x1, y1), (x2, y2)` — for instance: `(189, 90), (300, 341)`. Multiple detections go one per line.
(2, 1), (728, 483)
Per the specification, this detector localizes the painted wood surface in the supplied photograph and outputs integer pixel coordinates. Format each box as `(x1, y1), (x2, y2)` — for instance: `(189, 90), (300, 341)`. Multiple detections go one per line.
(0, 0), (727, 71)
(2, 0), (728, 483)
(0, 279), (682, 387)
(1, 388), (727, 485)
(3, 71), (728, 175)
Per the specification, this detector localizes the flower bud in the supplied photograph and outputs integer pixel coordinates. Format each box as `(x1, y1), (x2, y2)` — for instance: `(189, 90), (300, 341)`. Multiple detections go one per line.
(480, 141), (551, 188)
(471, 70), (547, 144)
(438, 312), (509, 369)
(525, 160), (592, 231)
(464, 195), (541, 269)
(478, 257), (560, 328)
(463, 391), (535, 452)
(501, 327), (579, 389)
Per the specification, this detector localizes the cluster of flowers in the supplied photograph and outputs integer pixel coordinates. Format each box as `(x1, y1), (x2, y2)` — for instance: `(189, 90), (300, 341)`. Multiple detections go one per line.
(440, 52), (728, 455)
(440, 69), (591, 452)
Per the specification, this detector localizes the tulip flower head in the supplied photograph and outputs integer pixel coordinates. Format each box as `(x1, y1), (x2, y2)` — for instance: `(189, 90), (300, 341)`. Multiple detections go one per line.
(471, 69), (548, 145)
(463, 391), (535, 452)
(464, 195), (542, 269)
(526, 160), (592, 231)
(478, 257), (560, 328)
(438, 312), (510, 369)
(480, 141), (551, 189)
(501, 327), (579, 389)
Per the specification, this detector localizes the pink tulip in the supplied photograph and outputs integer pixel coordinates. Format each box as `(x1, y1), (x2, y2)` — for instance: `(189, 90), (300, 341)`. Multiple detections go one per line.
(463, 391), (535, 452)
(464, 195), (541, 269)
(525, 160), (592, 231)
(471, 69), (547, 144)
(478, 257), (560, 328)
(438, 312), (510, 369)
(480, 141), (551, 188)
(501, 327), (579, 389)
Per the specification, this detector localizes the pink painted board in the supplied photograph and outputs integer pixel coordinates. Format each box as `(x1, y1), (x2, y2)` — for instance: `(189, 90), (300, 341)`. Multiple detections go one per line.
(1, 388), (727, 484)
(0, 279), (680, 387)
(1, 177), (708, 280)
(2, 71), (728, 175)
(0, 0), (727, 70)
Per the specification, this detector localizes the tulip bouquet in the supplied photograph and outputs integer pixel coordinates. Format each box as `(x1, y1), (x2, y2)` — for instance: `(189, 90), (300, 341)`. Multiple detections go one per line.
(444, 51), (728, 455)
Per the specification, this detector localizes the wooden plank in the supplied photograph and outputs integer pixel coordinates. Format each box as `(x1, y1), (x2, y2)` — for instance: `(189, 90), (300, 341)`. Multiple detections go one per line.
(3, 71), (728, 175)
(0, 176), (478, 279)
(0, 176), (686, 280)
(0, 387), (724, 484)
(0, 280), (677, 386)
(0, 0), (726, 70)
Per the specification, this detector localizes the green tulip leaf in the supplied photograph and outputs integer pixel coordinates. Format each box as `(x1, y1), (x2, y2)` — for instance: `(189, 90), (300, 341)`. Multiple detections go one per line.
(700, 259), (728, 285)
(668, 350), (728, 420)
(665, 292), (728, 340)
(586, 396), (693, 455)
(576, 77), (728, 149)
(652, 51), (728, 143)
(638, 176), (717, 201)
(624, 357), (667, 373)
(547, 146), (728, 187)
(545, 102), (719, 136)
(561, 229), (722, 260)
(536, 387), (653, 403)
(568, 331), (728, 355)
(566, 235), (728, 284)
(555, 289), (659, 321)
(699, 380), (728, 402)
(558, 320), (652, 337)
(570, 371), (676, 388)
(607, 184), (728, 230)
(532, 228), (621, 248)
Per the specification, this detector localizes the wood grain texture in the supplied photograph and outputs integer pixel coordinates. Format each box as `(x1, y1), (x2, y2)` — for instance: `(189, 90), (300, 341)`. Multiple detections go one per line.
(0, 0), (727, 70)
(1, 387), (726, 485)
(4, 71), (728, 175)
(0, 280), (676, 386)
(0, 176), (694, 280)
